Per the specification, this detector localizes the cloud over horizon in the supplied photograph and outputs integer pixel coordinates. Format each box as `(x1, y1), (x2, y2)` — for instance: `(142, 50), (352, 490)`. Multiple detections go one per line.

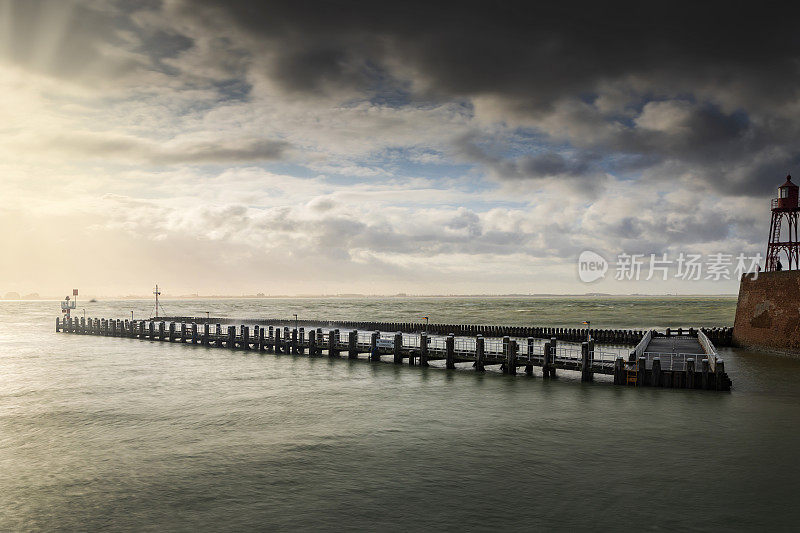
(1, 0), (795, 295)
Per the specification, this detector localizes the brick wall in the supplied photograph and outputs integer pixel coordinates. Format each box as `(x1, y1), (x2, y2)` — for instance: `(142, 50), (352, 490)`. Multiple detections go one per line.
(733, 270), (800, 353)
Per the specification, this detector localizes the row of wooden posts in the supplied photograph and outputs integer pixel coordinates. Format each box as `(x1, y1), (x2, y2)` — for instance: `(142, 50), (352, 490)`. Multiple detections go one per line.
(56, 316), (570, 376)
(56, 316), (731, 390)
(156, 316), (735, 347)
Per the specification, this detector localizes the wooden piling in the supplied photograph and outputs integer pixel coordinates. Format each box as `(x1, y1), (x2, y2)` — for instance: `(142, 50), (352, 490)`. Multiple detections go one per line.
(614, 356), (623, 385)
(298, 328), (305, 354)
(716, 359), (726, 391)
(275, 327), (282, 354)
(420, 332), (429, 367)
(242, 325), (250, 350)
(308, 329), (317, 356)
(348, 330), (358, 359)
(687, 358), (696, 389)
(501, 336), (510, 374)
(525, 338), (534, 377)
(702, 358), (710, 390)
(393, 332), (403, 364)
(508, 340), (517, 375)
(543, 341), (552, 378)
(292, 328), (298, 355)
(227, 326), (235, 349)
(637, 356), (646, 386)
(329, 330), (337, 357)
(550, 337), (558, 378)
(370, 331), (379, 361)
(446, 334), (456, 369)
(581, 342), (592, 382)
(475, 335), (485, 372)
(652, 357), (661, 387)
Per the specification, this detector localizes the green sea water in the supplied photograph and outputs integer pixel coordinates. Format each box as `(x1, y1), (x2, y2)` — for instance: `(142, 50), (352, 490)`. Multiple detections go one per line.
(2, 297), (799, 531)
(116, 295), (738, 330)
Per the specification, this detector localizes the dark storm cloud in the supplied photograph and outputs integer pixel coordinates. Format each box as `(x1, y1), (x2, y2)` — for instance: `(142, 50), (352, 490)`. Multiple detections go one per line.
(156, 0), (799, 196)
(11, 0), (793, 194)
(177, 1), (795, 104)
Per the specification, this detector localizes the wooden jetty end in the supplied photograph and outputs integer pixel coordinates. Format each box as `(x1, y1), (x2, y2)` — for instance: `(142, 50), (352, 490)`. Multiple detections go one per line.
(55, 317), (732, 391)
(626, 327), (731, 390)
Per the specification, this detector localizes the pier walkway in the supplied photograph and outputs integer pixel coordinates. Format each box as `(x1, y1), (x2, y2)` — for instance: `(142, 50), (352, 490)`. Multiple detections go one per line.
(645, 336), (704, 354)
(55, 317), (732, 391)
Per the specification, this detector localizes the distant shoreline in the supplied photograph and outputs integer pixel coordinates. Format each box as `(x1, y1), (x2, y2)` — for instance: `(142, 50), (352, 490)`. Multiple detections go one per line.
(1, 293), (739, 301)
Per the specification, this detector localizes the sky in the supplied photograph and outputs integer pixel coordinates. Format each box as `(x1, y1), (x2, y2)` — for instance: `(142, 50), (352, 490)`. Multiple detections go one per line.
(1, 0), (797, 296)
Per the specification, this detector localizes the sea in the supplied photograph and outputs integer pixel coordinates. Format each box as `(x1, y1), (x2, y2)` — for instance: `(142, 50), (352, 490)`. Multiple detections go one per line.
(2, 296), (800, 531)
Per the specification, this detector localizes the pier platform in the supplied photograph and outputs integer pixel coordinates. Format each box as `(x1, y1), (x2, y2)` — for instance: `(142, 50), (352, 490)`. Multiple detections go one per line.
(55, 317), (732, 391)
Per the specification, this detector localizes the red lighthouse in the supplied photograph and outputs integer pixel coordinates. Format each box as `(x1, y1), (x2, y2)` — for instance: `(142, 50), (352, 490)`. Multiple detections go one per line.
(765, 174), (800, 271)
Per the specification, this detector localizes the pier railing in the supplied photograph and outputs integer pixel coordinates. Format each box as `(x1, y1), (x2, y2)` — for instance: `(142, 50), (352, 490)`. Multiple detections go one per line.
(696, 330), (717, 372)
(641, 352), (704, 371)
(631, 329), (654, 359)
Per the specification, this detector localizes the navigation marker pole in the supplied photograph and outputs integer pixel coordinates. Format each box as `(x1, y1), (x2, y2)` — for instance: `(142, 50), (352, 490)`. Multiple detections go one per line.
(153, 284), (162, 318)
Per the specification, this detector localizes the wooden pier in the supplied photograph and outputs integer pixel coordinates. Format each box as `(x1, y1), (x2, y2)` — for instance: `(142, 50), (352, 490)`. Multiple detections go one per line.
(150, 316), (737, 347)
(55, 317), (732, 391)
